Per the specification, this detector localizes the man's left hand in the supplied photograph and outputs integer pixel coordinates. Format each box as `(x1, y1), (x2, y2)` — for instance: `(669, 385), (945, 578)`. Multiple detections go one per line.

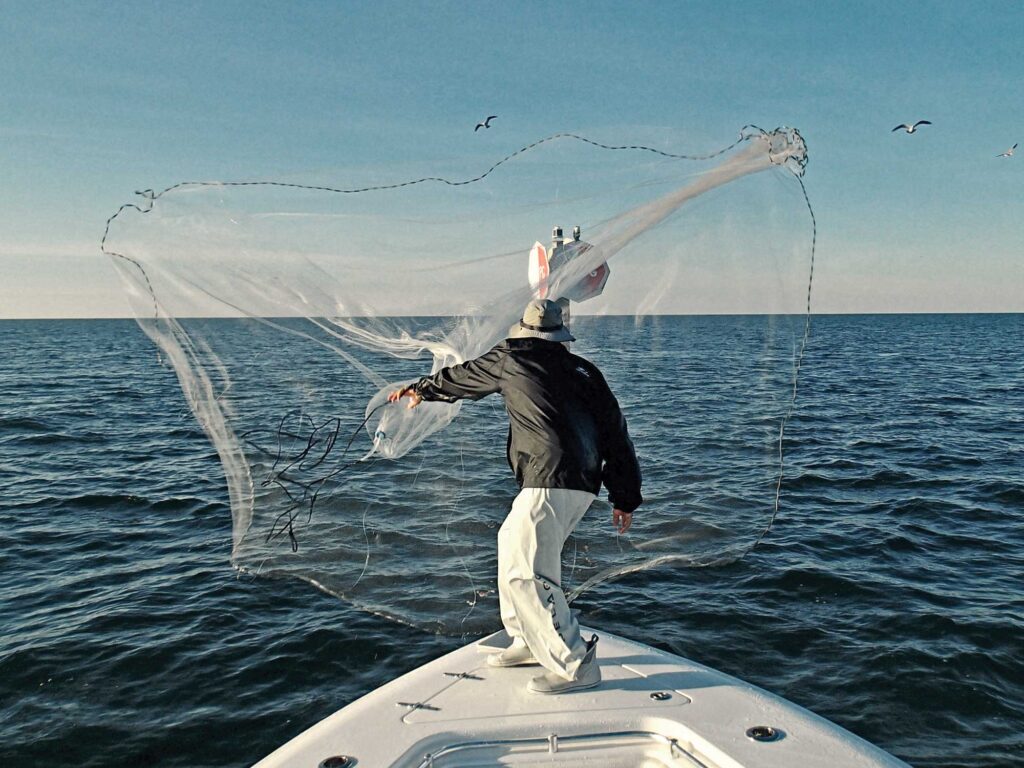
(612, 508), (632, 534)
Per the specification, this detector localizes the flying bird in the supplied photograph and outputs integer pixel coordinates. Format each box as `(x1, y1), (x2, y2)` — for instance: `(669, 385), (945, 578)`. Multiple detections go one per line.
(474, 115), (497, 132)
(892, 120), (932, 134)
(997, 143), (1017, 158)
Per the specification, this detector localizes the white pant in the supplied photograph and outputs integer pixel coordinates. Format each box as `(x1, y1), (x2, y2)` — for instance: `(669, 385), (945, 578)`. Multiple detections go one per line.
(497, 487), (596, 681)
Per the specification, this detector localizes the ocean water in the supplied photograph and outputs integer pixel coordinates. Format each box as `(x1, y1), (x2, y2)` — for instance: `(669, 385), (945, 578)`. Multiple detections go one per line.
(1, 314), (1022, 768)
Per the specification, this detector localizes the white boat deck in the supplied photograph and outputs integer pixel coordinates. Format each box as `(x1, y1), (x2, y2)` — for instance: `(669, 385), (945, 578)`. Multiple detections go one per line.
(255, 627), (909, 767)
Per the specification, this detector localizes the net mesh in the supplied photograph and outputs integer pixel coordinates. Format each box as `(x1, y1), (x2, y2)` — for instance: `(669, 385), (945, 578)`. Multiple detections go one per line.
(104, 127), (813, 633)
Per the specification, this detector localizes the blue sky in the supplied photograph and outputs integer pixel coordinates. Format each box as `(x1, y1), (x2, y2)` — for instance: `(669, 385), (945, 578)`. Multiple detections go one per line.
(2, 0), (1021, 317)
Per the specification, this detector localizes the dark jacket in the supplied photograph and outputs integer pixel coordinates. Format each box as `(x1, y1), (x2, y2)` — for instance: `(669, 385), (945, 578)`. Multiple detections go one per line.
(412, 338), (642, 514)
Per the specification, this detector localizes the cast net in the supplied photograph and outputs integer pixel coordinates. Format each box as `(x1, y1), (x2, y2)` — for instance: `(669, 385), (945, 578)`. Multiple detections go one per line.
(104, 126), (813, 634)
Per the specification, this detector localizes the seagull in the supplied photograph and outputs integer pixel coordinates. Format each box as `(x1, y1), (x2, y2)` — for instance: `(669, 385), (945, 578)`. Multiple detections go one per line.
(892, 120), (932, 134)
(997, 143), (1017, 158)
(474, 115), (497, 132)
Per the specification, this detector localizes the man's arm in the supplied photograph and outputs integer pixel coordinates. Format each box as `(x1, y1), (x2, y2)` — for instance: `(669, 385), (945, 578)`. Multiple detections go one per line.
(602, 420), (642, 515)
(589, 368), (643, 517)
(390, 348), (506, 408)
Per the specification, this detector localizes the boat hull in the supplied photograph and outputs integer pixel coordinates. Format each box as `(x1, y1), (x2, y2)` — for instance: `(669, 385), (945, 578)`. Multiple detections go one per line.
(255, 627), (908, 767)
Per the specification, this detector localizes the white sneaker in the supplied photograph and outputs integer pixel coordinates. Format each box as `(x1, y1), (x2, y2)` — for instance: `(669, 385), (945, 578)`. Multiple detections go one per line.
(487, 638), (539, 668)
(527, 635), (601, 694)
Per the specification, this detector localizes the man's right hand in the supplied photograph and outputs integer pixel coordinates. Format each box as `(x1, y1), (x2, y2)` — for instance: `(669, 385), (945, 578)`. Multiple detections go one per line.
(388, 387), (423, 409)
(612, 508), (633, 534)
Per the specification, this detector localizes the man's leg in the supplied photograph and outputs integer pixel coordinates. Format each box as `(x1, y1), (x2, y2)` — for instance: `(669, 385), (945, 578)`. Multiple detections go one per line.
(497, 512), (526, 642)
(490, 537), (535, 666)
(498, 487), (595, 681)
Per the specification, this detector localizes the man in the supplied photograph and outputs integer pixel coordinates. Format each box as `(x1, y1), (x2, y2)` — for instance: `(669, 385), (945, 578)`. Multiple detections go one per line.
(389, 298), (642, 694)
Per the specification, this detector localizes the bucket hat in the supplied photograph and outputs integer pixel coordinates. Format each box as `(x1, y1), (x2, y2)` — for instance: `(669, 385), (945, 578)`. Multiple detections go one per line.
(508, 299), (575, 342)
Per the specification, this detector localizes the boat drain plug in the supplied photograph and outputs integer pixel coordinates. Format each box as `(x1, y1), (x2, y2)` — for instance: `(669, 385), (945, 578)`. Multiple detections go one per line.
(746, 725), (784, 742)
(319, 756), (355, 768)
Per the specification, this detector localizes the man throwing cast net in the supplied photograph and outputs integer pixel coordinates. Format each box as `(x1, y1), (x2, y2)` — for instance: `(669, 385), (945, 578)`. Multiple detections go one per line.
(390, 298), (642, 694)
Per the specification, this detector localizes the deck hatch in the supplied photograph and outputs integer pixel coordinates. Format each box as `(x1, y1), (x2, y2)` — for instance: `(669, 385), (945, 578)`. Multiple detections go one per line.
(413, 730), (712, 767)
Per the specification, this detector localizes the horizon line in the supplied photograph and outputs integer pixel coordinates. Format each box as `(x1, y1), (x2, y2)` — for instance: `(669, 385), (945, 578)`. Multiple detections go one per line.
(1, 310), (1021, 322)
